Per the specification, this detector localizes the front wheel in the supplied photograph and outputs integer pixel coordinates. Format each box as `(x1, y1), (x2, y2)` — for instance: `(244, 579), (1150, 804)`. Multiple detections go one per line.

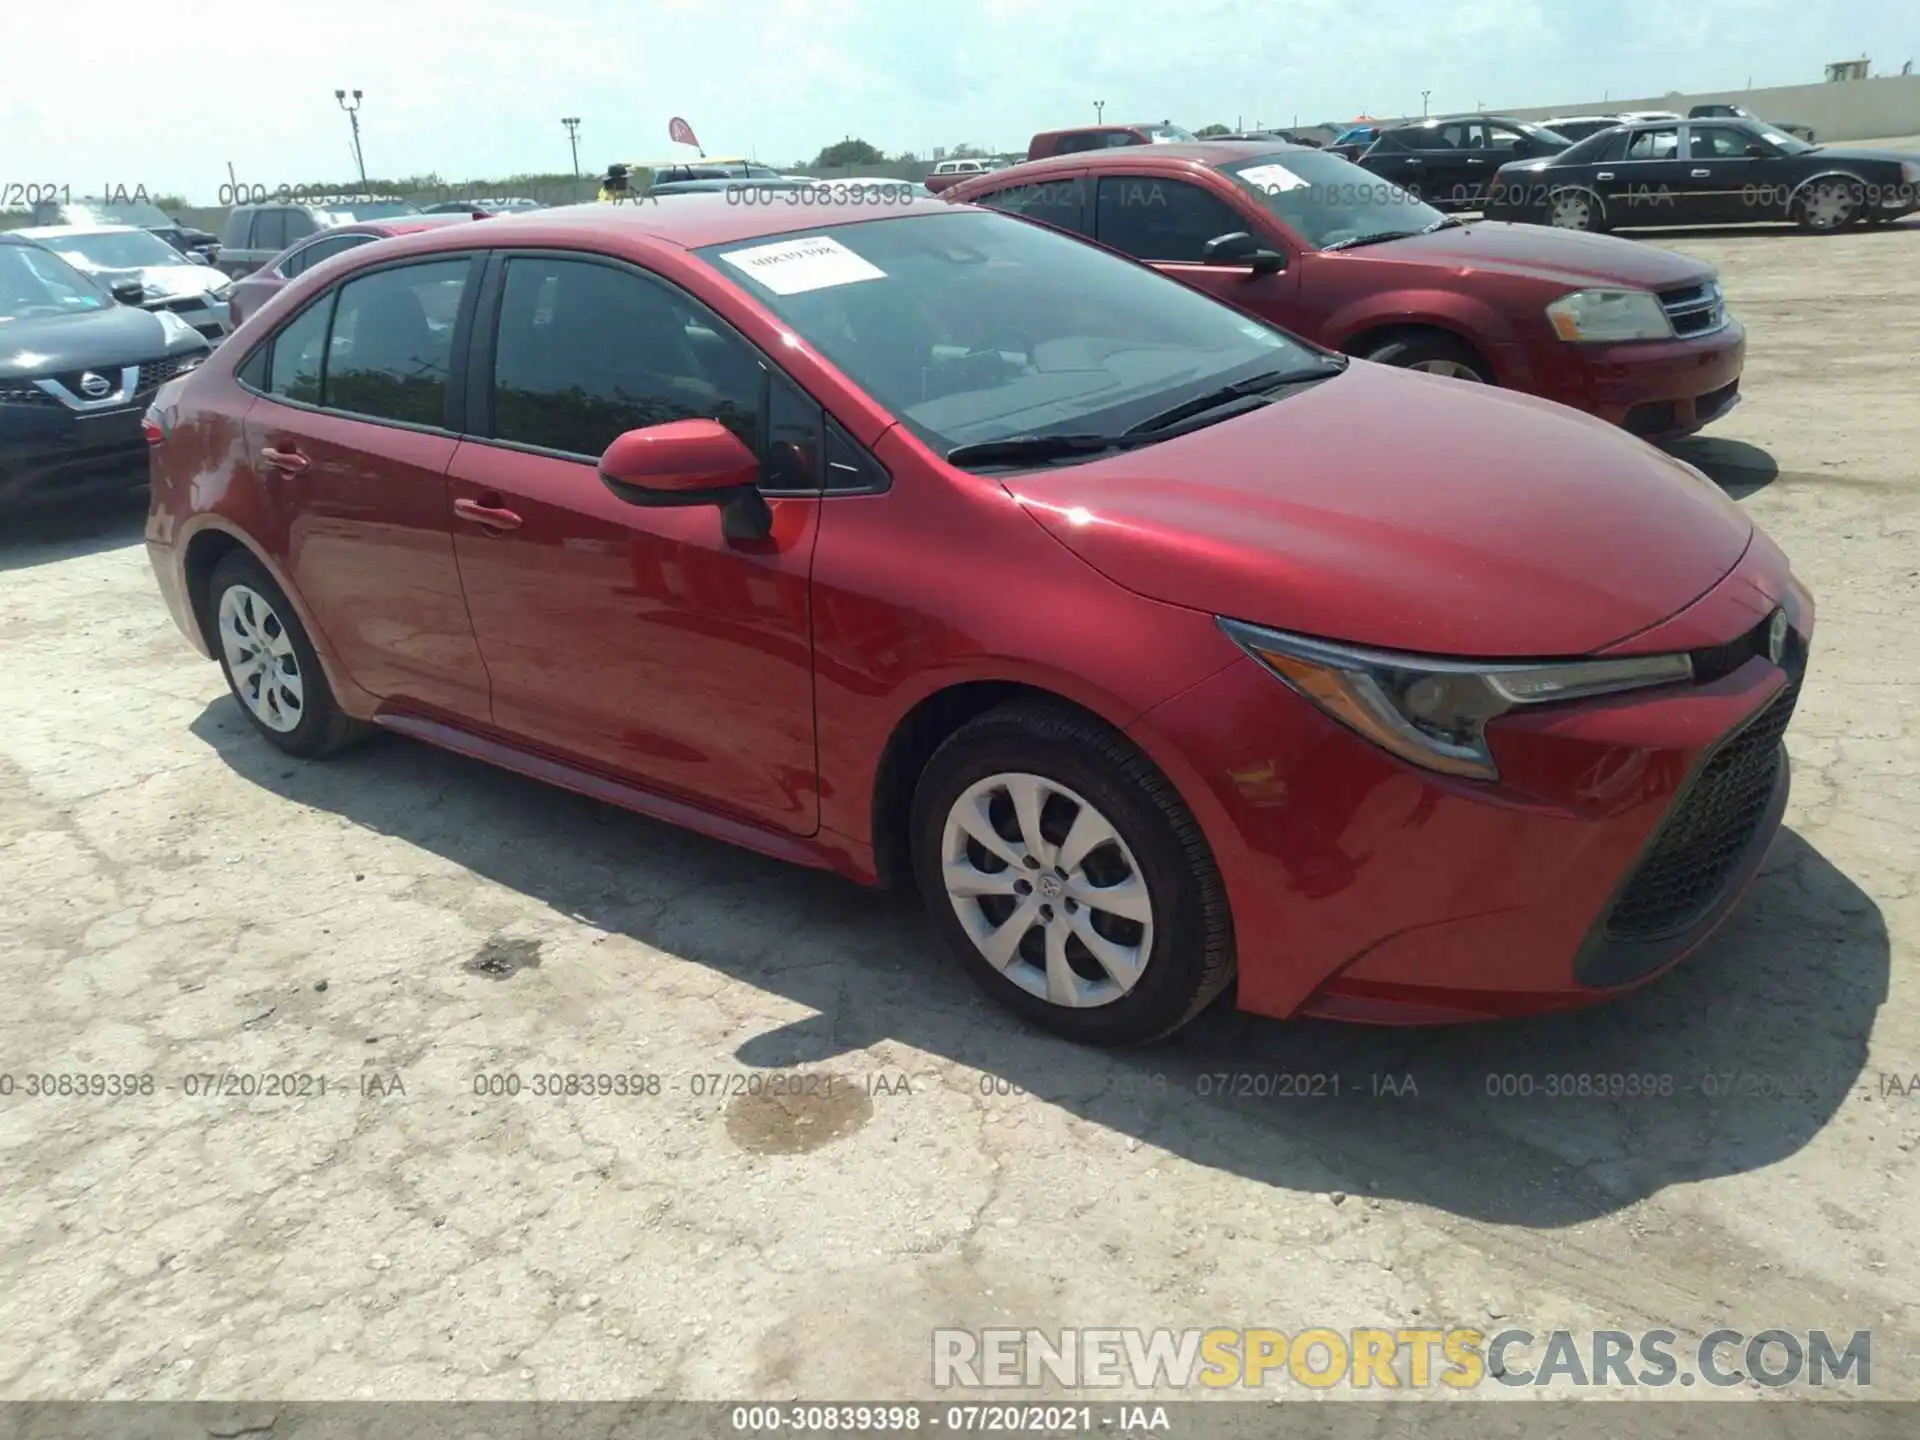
(1546, 188), (1606, 232)
(1795, 179), (1863, 233)
(911, 702), (1235, 1045)
(1364, 332), (1492, 383)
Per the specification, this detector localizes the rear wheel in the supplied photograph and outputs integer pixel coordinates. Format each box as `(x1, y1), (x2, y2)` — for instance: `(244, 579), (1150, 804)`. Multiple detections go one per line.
(207, 550), (363, 758)
(1363, 332), (1492, 383)
(911, 701), (1235, 1046)
(1546, 188), (1606, 232)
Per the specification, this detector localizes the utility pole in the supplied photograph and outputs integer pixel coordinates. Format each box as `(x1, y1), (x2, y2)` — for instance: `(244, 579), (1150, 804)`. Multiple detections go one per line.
(1422, 89), (1431, 116)
(1094, 100), (1105, 123)
(562, 117), (582, 178)
(334, 89), (367, 188)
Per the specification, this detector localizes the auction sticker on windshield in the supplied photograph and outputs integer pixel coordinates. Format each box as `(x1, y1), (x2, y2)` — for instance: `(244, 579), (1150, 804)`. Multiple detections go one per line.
(717, 235), (886, 295)
(1238, 163), (1308, 193)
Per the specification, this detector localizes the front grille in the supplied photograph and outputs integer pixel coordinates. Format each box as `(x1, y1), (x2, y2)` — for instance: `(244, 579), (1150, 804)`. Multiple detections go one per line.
(132, 355), (197, 401)
(0, 382), (61, 407)
(1603, 676), (1797, 940)
(1660, 281), (1728, 337)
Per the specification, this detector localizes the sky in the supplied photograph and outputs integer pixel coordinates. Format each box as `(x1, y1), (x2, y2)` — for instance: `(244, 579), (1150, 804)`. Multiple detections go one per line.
(1, 0), (1910, 201)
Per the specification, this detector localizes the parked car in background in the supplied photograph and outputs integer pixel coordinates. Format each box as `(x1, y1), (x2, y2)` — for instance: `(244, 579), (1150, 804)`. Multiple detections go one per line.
(1485, 117), (1920, 233)
(1201, 130), (1324, 148)
(215, 198), (422, 279)
(143, 194), (1810, 1043)
(1355, 116), (1574, 208)
(642, 177), (822, 198)
(924, 158), (1000, 194)
(29, 197), (220, 264)
(1026, 123), (1196, 162)
(1325, 125), (1384, 160)
(0, 232), (210, 510)
(1537, 115), (1631, 143)
(1617, 110), (1683, 123)
(423, 198), (544, 216)
(225, 215), (481, 328)
(1689, 103), (1816, 143)
(946, 142), (1745, 438)
(18, 224), (234, 342)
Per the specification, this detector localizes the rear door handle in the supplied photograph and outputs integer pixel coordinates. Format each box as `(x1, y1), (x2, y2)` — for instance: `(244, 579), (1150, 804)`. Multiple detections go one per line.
(259, 446), (309, 474)
(454, 497), (523, 532)
(1596, 171), (1615, 180)
(1691, 168), (1712, 177)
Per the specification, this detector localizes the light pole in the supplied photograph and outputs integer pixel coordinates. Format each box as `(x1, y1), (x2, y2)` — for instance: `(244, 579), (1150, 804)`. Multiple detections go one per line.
(1422, 89), (1430, 116)
(1094, 100), (1105, 123)
(334, 89), (367, 188)
(562, 117), (582, 178)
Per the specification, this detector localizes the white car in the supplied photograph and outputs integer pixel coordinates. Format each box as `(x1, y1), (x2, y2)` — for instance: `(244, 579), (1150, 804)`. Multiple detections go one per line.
(17, 224), (233, 341)
(832, 176), (934, 196)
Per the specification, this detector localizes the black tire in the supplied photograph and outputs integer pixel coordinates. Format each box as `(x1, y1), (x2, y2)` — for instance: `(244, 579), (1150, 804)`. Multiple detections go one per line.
(910, 700), (1235, 1046)
(1363, 332), (1493, 383)
(205, 549), (364, 758)
(1794, 178), (1864, 233)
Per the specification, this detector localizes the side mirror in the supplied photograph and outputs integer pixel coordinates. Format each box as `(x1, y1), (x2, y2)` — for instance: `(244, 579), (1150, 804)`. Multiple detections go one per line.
(599, 418), (772, 541)
(1202, 231), (1287, 275)
(1745, 143), (1773, 159)
(110, 279), (147, 306)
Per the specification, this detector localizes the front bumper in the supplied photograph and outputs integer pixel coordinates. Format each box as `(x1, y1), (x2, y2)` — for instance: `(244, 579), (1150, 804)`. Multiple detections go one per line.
(1128, 554), (1810, 1025)
(1495, 317), (1746, 439)
(0, 403), (149, 509)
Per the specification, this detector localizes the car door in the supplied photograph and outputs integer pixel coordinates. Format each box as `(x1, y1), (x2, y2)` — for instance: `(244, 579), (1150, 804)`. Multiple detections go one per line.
(1683, 123), (1773, 222)
(444, 251), (825, 835)
(1090, 173), (1300, 321)
(237, 254), (493, 720)
(1595, 126), (1691, 224)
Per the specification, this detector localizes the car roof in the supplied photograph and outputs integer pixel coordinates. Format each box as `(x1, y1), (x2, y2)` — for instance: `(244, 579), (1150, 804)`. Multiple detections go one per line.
(329, 215), (479, 236)
(320, 192), (950, 257)
(17, 223), (146, 238)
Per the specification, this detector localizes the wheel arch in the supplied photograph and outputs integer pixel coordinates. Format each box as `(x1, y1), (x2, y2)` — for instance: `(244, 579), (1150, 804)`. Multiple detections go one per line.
(1337, 320), (1502, 383)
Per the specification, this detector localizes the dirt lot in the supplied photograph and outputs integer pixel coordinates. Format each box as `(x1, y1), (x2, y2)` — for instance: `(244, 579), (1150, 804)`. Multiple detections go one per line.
(1, 207), (1917, 1407)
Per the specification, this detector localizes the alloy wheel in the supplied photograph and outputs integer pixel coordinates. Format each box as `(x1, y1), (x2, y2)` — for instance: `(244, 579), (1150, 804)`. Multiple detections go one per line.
(1803, 182), (1857, 231)
(1409, 359), (1484, 380)
(940, 772), (1155, 1008)
(218, 584), (305, 733)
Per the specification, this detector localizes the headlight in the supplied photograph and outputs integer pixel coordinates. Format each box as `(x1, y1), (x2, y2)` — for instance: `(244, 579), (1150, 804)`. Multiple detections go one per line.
(1546, 288), (1674, 342)
(206, 275), (234, 299)
(155, 311), (199, 345)
(1219, 619), (1694, 781)
(1900, 161), (1919, 185)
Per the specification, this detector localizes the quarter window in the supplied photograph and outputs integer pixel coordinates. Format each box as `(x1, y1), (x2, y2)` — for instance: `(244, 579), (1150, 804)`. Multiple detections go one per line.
(1095, 177), (1249, 263)
(489, 256), (760, 458)
(325, 259), (471, 426)
(266, 297), (330, 404)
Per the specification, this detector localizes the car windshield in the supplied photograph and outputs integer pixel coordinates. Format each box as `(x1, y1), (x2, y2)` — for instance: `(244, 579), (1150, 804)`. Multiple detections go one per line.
(67, 199), (176, 228)
(697, 208), (1326, 458)
(1220, 149), (1448, 249)
(41, 228), (187, 270)
(0, 243), (110, 321)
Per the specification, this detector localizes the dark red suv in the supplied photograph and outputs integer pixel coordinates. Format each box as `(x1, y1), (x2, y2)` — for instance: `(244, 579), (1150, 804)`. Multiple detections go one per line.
(144, 196), (1808, 1044)
(948, 143), (1745, 439)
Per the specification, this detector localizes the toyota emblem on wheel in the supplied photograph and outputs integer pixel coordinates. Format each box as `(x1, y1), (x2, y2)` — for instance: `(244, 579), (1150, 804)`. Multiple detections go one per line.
(79, 372), (111, 398)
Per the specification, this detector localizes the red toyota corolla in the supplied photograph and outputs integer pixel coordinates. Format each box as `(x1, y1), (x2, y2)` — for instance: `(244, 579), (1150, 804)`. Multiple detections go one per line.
(225, 214), (480, 327)
(143, 195), (1812, 1045)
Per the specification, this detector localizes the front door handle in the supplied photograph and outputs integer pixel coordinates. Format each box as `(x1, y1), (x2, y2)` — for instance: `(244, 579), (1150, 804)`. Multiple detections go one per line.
(259, 446), (309, 474)
(454, 496), (523, 532)
(1595, 171), (1615, 180)
(1691, 168), (1712, 177)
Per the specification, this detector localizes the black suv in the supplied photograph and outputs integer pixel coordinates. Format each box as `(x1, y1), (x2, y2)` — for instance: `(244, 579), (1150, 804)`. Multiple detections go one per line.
(1354, 115), (1574, 208)
(0, 234), (211, 510)
(215, 198), (421, 279)
(29, 197), (219, 264)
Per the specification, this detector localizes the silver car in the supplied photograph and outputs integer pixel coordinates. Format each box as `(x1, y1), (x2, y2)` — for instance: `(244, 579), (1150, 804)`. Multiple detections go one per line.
(17, 224), (233, 342)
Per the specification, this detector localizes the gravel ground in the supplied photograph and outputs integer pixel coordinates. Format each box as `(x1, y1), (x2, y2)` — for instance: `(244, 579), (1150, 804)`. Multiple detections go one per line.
(0, 209), (1916, 1405)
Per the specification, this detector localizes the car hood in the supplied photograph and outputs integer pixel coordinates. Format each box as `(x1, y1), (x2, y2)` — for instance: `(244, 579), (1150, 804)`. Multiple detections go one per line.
(0, 303), (178, 378)
(96, 263), (228, 300)
(1352, 221), (1712, 290)
(1800, 145), (1919, 165)
(1011, 361), (1752, 658)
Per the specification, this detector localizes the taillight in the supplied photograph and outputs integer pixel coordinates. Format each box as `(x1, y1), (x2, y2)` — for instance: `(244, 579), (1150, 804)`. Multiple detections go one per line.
(142, 407), (169, 446)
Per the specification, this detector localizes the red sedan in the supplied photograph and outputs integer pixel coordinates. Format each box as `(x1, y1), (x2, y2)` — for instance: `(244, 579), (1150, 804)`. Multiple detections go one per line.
(225, 214), (480, 327)
(946, 144), (1746, 440)
(142, 195), (1810, 1044)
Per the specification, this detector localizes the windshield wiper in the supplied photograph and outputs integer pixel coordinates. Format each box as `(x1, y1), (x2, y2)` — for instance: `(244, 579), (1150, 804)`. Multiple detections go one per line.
(1421, 216), (1466, 232)
(1122, 363), (1345, 437)
(1322, 229), (1423, 251)
(944, 432), (1142, 467)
